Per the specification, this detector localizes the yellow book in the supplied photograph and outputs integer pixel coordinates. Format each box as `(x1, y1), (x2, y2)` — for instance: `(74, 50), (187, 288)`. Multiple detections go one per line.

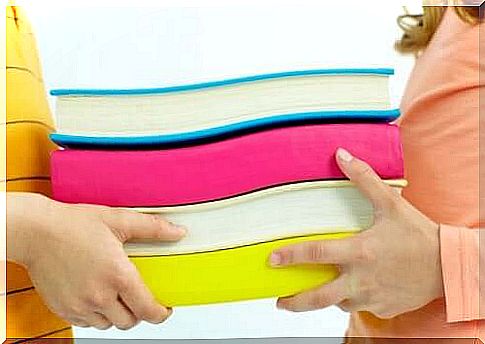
(130, 232), (352, 307)
(128, 180), (407, 306)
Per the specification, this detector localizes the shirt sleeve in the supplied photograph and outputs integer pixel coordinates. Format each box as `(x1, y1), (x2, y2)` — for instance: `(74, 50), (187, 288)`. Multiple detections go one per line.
(439, 224), (482, 322)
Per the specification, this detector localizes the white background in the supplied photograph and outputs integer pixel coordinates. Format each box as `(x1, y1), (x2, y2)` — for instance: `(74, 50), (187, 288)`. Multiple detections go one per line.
(18, 0), (418, 340)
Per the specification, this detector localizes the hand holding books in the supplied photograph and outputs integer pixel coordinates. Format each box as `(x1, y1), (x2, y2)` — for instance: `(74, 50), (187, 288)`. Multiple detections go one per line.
(8, 192), (185, 329)
(270, 149), (442, 318)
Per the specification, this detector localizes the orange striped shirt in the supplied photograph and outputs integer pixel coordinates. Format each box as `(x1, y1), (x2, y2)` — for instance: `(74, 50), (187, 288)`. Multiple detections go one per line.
(5, 5), (73, 342)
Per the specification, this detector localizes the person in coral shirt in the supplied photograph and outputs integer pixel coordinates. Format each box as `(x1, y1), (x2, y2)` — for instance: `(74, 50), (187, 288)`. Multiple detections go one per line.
(270, 6), (483, 343)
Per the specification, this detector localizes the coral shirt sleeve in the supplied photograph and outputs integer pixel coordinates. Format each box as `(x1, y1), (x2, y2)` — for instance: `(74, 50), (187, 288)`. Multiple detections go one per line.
(440, 224), (483, 322)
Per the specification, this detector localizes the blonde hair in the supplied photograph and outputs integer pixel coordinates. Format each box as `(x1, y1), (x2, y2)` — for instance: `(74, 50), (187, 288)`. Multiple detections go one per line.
(395, 6), (480, 54)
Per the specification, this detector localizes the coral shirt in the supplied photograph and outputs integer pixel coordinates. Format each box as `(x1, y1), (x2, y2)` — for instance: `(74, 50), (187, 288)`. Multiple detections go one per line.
(347, 9), (483, 343)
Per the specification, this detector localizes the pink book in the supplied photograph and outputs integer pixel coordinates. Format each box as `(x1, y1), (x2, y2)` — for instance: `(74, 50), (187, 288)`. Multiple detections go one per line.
(51, 123), (404, 207)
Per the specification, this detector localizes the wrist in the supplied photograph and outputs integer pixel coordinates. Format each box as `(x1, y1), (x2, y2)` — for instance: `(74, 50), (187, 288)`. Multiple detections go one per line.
(7, 192), (58, 268)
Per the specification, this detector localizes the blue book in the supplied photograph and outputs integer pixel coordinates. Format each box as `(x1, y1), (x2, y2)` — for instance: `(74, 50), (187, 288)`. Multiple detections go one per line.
(50, 68), (399, 148)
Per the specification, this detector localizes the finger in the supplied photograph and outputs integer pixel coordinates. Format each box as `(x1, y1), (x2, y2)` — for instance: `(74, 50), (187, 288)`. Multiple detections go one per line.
(102, 209), (186, 243)
(68, 318), (90, 328)
(277, 276), (349, 312)
(73, 323), (90, 328)
(335, 148), (395, 211)
(118, 265), (171, 324)
(337, 299), (357, 313)
(102, 299), (138, 330)
(84, 313), (113, 330)
(270, 237), (360, 266)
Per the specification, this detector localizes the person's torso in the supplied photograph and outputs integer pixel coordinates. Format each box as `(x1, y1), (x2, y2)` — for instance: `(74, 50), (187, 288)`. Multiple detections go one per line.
(347, 9), (483, 342)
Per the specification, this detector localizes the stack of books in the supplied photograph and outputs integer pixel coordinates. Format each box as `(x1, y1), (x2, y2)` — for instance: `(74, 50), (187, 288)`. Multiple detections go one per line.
(49, 69), (405, 306)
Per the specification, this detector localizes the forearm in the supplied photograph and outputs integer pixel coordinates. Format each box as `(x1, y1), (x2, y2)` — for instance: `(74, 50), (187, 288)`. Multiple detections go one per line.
(440, 224), (483, 322)
(6, 192), (53, 267)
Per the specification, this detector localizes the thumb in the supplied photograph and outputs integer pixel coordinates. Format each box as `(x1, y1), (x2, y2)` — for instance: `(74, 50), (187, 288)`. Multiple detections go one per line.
(335, 148), (394, 211)
(101, 208), (186, 243)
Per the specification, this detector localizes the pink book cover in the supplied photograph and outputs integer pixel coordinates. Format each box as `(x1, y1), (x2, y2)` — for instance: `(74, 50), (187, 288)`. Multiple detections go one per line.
(51, 123), (404, 207)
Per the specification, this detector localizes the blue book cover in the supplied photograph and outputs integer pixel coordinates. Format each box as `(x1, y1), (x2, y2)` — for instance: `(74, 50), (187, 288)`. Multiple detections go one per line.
(50, 68), (399, 148)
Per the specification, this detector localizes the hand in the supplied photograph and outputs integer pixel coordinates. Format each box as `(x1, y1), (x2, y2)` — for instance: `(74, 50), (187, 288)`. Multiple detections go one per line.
(8, 193), (186, 330)
(269, 148), (444, 319)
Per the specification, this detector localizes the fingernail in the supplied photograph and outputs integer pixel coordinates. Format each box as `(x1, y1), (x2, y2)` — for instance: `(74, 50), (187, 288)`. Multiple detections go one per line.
(166, 307), (173, 317)
(169, 223), (187, 235)
(276, 300), (287, 310)
(158, 306), (169, 322)
(269, 252), (282, 266)
(337, 148), (353, 163)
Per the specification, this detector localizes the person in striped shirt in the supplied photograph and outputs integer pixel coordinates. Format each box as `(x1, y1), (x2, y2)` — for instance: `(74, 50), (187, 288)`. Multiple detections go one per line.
(5, 5), (185, 341)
